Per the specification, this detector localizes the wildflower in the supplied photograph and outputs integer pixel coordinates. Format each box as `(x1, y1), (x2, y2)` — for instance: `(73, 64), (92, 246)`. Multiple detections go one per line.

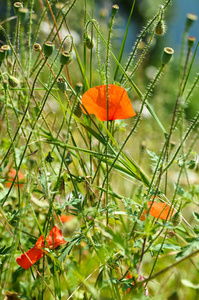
(5, 168), (25, 188)
(140, 201), (174, 221)
(81, 84), (136, 121)
(16, 226), (66, 269)
(126, 273), (149, 296)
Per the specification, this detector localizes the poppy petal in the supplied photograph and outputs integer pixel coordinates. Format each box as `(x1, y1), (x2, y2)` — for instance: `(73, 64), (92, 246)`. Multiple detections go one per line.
(141, 201), (174, 221)
(46, 226), (66, 249)
(81, 84), (136, 121)
(16, 247), (43, 270)
(59, 215), (73, 223)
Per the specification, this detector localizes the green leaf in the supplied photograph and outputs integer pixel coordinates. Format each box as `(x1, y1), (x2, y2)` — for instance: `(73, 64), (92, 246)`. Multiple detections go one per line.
(193, 212), (199, 222)
(176, 237), (199, 261)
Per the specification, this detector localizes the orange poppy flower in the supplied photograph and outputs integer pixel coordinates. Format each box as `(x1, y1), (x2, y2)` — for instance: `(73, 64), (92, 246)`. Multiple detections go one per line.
(81, 84), (136, 121)
(140, 201), (174, 221)
(16, 226), (66, 270)
(5, 168), (25, 188)
(59, 215), (73, 223)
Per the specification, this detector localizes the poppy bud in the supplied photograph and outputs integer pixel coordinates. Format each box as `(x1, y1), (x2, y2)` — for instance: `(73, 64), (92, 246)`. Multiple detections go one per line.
(155, 20), (165, 35)
(75, 82), (83, 94)
(45, 152), (54, 163)
(60, 51), (73, 65)
(57, 77), (67, 92)
(85, 36), (94, 49)
(18, 7), (29, 24)
(185, 13), (198, 31)
(171, 212), (181, 227)
(187, 36), (196, 49)
(74, 103), (82, 117)
(0, 49), (6, 62)
(33, 43), (42, 52)
(8, 75), (20, 88)
(1, 45), (11, 57)
(43, 41), (54, 58)
(161, 47), (174, 65)
(14, 2), (23, 17)
(111, 4), (119, 17)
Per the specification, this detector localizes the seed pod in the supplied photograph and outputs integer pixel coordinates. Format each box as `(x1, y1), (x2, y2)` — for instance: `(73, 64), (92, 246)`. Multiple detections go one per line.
(18, 7), (29, 24)
(1, 45), (11, 57)
(33, 43), (42, 52)
(57, 77), (67, 92)
(75, 82), (83, 94)
(74, 103), (82, 118)
(187, 36), (196, 49)
(14, 2), (23, 16)
(43, 41), (54, 58)
(111, 4), (119, 17)
(85, 36), (94, 49)
(171, 212), (181, 227)
(0, 49), (6, 62)
(186, 13), (198, 31)
(8, 75), (20, 88)
(161, 47), (174, 65)
(60, 51), (73, 65)
(155, 20), (165, 35)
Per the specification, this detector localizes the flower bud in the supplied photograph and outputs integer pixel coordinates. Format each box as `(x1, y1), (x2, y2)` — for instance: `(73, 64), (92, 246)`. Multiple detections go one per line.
(43, 41), (54, 58)
(0, 49), (6, 62)
(18, 7), (29, 24)
(155, 20), (165, 35)
(8, 75), (20, 88)
(75, 82), (83, 94)
(45, 152), (54, 163)
(1, 45), (11, 57)
(74, 103), (82, 117)
(185, 13), (198, 31)
(33, 43), (42, 52)
(161, 47), (174, 65)
(171, 212), (181, 227)
(111, 4), (119, 17)
(60, 51), (73, 65)
(187, 36), (196, 49)
(14, 2), (23, 16)
(85, 36), (94, 49)
(57, 77), (67, 92)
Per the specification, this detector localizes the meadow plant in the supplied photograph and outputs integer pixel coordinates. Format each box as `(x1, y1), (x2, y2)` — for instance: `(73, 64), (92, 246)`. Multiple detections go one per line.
(0, 0), (199, 299)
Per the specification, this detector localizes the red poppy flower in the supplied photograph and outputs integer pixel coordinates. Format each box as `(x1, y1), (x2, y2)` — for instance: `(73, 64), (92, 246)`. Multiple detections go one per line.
(16, 226), (66, 270)
(140, 201), (174, 221)
(5, 168), (25, 188)
(126, 273), (149, 296)
(81, 84), (136, 121)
